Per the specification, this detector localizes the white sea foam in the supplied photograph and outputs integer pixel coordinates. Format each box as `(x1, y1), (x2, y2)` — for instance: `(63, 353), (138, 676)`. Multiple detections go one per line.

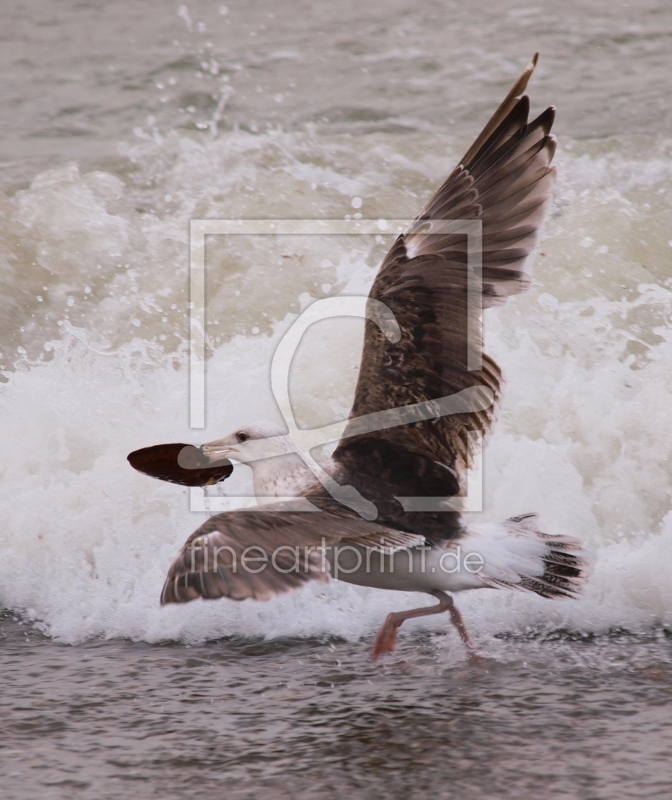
(1, 130), (671, 644)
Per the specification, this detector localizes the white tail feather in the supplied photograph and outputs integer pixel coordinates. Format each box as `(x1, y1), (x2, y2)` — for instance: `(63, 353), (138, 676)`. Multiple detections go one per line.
(462, 514), (594, 599)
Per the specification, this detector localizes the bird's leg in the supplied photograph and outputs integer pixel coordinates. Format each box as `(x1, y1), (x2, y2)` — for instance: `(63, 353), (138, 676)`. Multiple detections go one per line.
(429, 590), (480, 663)
(370, 596), (449, 660)
(370, 590), (479, 662)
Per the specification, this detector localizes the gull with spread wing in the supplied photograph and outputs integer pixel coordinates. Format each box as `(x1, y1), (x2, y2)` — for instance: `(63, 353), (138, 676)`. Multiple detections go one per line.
(129, 54), (593, 661)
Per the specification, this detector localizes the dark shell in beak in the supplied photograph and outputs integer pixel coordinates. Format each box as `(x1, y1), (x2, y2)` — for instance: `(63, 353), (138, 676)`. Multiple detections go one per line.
(127, 443), (233, 487)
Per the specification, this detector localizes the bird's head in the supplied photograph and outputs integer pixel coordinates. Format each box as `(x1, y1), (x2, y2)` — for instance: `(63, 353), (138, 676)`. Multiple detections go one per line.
(201, 422), (295, 465)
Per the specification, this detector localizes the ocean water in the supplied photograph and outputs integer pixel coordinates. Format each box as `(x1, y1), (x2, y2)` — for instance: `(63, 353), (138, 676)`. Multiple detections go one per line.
(2, 1), (672, 797)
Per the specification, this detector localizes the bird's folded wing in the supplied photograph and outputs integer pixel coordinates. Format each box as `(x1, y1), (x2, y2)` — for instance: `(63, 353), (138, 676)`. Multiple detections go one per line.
(161, 502), (424, 604)
(334, 54), (556, 492)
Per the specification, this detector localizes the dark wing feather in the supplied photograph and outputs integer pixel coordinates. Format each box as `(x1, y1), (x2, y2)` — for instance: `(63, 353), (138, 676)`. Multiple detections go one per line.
(161, 502), (423, 604)
(333, 55), (556, 521)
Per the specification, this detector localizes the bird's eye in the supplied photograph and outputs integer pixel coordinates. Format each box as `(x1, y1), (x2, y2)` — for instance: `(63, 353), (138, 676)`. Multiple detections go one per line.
(237, 432), (248, 443)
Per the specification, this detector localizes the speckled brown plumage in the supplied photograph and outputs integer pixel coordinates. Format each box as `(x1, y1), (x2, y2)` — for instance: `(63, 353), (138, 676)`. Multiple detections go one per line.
(333, 53), (556, 543)
(135, 56), (592, 615)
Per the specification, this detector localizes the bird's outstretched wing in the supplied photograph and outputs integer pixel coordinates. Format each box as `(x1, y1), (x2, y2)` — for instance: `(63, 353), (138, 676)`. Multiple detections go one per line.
(334, 54), (556, 508)
(161, 502), (424, 604)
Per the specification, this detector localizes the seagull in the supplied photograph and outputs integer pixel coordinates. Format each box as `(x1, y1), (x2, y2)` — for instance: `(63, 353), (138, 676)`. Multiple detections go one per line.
(129, 54), (593, 661)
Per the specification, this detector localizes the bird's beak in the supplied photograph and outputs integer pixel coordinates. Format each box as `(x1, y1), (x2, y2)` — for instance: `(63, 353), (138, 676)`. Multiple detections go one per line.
(200, 439), (237, 462)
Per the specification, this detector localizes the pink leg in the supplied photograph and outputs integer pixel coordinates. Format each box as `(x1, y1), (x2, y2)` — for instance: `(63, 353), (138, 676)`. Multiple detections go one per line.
(370, 590), (479, 662)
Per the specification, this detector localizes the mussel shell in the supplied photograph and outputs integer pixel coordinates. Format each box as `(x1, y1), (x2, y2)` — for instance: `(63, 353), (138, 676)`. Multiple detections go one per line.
(127, 443), (233, 487)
